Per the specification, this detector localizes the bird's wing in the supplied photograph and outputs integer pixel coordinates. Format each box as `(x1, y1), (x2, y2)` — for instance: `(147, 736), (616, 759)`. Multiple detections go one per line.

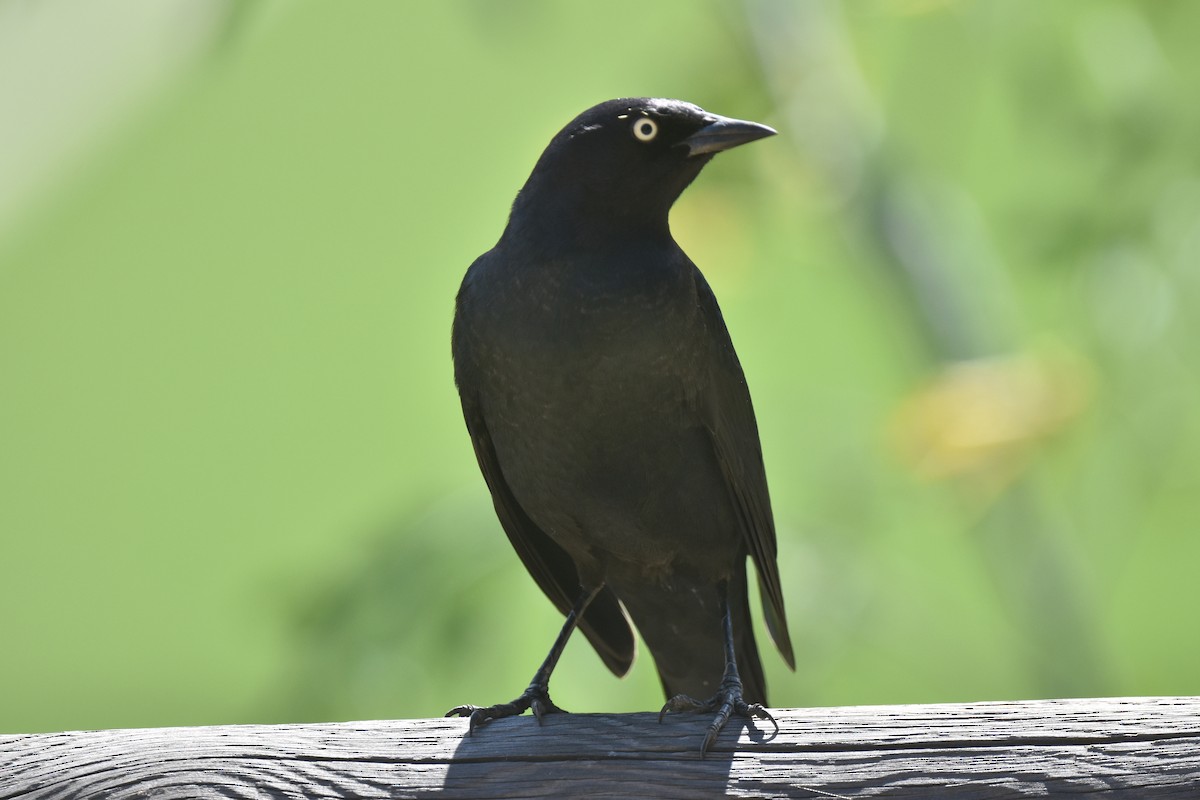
(458, 393), (636, 677)
(693, 268), (796, 669)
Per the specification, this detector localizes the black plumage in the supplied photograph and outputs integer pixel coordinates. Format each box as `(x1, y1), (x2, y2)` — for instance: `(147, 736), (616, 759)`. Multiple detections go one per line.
(449, 98), (793, 755)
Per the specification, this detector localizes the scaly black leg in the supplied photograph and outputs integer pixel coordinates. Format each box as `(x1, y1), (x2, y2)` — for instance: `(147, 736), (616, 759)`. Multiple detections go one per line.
(447, 586), (600, 734)
(658, 581), (779, 757)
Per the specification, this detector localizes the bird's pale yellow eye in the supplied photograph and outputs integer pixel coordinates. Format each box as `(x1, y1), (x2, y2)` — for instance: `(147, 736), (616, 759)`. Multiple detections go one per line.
(632, 117), (658, 142)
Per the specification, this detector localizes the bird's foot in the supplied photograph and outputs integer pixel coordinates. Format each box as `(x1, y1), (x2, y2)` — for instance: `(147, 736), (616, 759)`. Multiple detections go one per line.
(446, 682), (567, 735)
(658, 679), (778, 757)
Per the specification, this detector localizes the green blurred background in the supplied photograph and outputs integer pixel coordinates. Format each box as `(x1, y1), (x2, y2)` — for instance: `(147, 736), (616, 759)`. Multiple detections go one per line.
(2, 0), (1198, 735)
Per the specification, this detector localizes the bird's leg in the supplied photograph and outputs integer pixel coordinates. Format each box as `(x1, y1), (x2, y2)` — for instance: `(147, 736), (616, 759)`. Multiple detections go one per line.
(658, 581), (779, 757)
(447, 586), (599, 734)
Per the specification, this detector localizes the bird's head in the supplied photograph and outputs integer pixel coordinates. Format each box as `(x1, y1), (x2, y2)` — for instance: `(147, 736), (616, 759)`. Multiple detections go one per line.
(507, 98), (776, 245)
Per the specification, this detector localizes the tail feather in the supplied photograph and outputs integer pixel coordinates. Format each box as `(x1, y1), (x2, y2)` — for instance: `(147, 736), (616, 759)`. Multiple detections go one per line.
(580, 586), (636, 677)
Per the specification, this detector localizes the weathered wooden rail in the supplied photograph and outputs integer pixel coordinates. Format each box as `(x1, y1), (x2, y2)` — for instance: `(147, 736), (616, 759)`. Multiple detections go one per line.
(2, 697), (1198, 798)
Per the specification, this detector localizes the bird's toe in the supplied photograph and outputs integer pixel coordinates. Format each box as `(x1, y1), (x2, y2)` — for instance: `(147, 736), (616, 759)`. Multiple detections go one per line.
(446, 683), (566, 734)
(659, 683), (778, 757)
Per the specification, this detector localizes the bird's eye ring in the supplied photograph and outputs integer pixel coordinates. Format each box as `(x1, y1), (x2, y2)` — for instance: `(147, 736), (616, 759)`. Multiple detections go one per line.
(632, 117), (658, 142)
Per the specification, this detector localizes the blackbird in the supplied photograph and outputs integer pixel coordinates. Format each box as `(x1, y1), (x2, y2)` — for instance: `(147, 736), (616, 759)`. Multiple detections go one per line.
(448, 98), (793, 756)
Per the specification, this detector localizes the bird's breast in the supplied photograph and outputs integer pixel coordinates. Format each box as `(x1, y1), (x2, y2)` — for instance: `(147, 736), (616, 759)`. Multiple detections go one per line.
(466, 247), (702, 390)
(455, 248), (740, 566)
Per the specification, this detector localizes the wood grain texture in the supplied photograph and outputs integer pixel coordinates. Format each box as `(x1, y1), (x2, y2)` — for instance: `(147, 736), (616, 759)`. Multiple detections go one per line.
(3, 697), (1199, 798)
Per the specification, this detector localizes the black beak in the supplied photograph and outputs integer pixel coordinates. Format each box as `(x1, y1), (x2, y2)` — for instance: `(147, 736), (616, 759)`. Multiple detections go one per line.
(680, 114), (776, 157)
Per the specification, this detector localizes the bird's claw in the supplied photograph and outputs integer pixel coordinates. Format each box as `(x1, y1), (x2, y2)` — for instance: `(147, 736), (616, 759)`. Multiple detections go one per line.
(446, 684), (566, 734)
(659, 682), (779, 757)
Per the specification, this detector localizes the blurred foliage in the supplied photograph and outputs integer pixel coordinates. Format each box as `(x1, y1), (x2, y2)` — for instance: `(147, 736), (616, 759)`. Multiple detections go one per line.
(2, 0), (1198, 734)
